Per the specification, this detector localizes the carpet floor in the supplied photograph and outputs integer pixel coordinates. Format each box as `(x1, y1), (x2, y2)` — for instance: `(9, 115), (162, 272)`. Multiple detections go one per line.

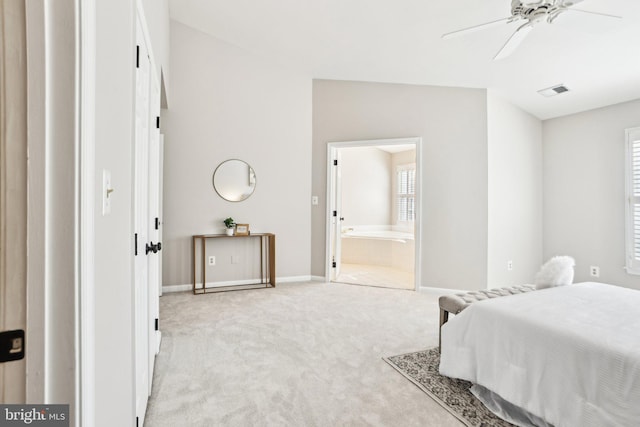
(145, 281), (464, 426)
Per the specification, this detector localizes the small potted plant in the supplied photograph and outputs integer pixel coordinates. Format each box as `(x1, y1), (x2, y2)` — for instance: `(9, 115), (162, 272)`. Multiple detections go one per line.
(223, 217), (235, 236)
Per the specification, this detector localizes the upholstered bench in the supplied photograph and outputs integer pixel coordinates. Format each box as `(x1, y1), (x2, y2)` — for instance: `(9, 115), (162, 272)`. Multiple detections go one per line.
(438, 284), (536, 348)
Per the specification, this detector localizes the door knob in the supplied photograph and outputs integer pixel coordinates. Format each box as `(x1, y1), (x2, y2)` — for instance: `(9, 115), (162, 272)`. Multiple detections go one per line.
(145, 242), (159, 255)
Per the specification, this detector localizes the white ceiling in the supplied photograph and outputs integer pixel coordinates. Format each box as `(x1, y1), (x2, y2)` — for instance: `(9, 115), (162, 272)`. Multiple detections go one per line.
(168, 0), (640, 120)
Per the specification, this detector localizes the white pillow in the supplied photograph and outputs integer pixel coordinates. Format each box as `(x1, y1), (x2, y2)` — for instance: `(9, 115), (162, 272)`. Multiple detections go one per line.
(535, 256), (575, 290)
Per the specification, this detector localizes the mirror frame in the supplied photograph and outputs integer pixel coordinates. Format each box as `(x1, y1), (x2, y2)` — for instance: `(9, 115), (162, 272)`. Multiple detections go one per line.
(212, 159), (257, 202)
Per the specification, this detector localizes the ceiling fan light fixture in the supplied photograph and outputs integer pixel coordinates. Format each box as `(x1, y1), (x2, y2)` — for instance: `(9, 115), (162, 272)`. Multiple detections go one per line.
(538, 84), (570, 97)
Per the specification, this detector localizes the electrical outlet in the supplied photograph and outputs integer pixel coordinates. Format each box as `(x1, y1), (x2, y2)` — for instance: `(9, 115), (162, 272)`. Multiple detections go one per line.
(590, 266), (600, 277)
(208, 256), (215, 266)
(507, 260), (513, 271)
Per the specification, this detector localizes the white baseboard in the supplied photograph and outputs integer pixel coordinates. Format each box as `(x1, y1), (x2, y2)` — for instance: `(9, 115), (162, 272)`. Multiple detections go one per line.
(310, 275), (327, 282)
(278, 275), (312, 283)
(162, 275), (314, 294)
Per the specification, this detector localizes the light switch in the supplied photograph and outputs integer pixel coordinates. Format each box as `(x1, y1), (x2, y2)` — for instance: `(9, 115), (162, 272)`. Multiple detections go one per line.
(102, 169), (113, 215)
(312, 196), (319, 205)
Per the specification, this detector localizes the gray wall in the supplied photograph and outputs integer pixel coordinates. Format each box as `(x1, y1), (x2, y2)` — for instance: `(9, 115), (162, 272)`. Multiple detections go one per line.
(162, 22), (312, 286)
(487, 93), (543, 287)
(312, 80), (489, 291)
(2, 0), (27, 403)
(543, 99), (640, 290)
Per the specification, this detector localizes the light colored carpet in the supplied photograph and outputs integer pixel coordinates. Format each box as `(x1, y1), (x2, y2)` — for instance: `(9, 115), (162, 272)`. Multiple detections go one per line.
(145, 281), (463, 426)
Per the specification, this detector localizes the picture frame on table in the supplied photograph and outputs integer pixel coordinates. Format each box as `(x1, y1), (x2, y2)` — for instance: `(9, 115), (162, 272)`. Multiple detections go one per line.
(235, 224), (250, 235)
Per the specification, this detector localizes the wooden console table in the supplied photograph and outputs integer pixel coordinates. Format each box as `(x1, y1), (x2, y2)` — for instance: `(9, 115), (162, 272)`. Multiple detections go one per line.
(192, 233), (275, 295)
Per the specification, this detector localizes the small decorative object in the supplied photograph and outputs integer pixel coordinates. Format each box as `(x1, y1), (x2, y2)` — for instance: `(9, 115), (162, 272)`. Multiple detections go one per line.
(535, 255), (575, 290)
(223, 217), (235, 236)
(235, 224), (250, 236)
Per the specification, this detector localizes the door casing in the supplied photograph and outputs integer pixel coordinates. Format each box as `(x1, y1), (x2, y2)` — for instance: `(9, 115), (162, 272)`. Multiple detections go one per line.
(325, 137), (423, 290)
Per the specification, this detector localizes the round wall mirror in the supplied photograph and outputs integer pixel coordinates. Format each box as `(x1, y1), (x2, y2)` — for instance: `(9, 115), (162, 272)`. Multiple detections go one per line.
(212, 159), (256, 202)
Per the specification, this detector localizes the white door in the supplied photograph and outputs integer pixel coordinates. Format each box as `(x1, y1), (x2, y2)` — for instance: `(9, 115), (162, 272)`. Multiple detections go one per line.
(328, 149), (343, 280)
(147, 73), (162, 384)
(134, 18), (151, 424)
(158, 134), (164, 299)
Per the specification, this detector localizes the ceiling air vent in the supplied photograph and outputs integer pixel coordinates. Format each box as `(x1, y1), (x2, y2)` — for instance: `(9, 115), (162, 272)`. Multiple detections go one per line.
(538, 84), (570, 97)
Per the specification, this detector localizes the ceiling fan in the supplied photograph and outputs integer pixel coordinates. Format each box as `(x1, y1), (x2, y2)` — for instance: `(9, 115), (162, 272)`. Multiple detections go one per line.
(442, 0), (621, 60)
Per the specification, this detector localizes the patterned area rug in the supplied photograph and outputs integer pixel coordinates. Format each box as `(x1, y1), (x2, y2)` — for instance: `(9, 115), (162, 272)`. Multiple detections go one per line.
(384, 348), (514, 427)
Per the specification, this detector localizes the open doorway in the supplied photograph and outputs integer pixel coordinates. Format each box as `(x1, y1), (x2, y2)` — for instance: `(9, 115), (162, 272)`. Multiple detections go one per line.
(326, 137), (421, 290)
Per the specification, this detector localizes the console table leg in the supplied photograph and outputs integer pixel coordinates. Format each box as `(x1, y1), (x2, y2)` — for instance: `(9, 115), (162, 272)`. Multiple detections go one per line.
(201, 237), (206, 294)
(269, 235), (276, 287)
(260, 235), (264, 284)
(192, 236), (196, 294)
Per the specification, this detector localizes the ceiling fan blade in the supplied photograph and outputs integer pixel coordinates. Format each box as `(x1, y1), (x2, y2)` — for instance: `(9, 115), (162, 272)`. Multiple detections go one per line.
(566, 8), (622, 20)
(493, 23), (533, 61)
(442, 17), (513, 40)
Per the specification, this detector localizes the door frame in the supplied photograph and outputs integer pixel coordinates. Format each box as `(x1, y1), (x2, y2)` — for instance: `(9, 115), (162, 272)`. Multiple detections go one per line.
(24, 0), (86, 417)
(325, 137), (423, 290)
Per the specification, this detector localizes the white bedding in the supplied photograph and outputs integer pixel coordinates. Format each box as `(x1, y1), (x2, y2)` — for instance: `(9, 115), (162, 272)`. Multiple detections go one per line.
(439, 282), (640, 427)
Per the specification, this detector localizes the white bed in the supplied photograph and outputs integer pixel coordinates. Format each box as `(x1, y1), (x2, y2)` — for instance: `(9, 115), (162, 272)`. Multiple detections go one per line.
(439, 282), (640, 427)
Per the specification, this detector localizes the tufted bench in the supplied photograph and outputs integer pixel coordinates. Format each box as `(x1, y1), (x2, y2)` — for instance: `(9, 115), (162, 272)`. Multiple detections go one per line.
(438, 284), (537, 349)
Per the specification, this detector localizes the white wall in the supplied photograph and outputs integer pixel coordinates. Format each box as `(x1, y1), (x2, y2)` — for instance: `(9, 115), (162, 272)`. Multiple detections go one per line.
(543, 99), (640, 290)
(140, 0), (170, 103)
(93, 0), (136, 425)
(487, 92), (543, 287)
(312, 80), (488, 291)
(162, 21), (312, 286)
(340, 147), (391, 228)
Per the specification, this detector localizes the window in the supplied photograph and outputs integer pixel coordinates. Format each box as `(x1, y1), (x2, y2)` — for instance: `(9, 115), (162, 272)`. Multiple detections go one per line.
(625, 127), (640, 275)
(397, 164), (416, 222)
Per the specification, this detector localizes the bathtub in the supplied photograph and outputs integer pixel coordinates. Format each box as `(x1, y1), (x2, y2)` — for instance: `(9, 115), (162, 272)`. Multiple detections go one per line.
(341, 227), (415, 272)
(341, 229), (414, 242)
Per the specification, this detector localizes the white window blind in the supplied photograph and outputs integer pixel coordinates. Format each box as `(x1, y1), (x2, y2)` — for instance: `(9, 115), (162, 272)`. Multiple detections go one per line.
(397, 164), (416, 222)
(626, 127), (640, 275)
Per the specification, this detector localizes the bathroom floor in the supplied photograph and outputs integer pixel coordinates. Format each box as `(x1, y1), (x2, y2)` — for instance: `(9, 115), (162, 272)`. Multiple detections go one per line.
(335, 263), (414, 290)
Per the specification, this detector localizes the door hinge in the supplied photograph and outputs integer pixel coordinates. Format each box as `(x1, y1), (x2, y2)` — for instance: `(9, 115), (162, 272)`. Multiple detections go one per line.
(332, 261), (337, 268)
(136, 45), (140, 69)
(155, 217), (160, 230)
(333, 159), (338, 166)
(156, 116), (160, 129)
(155, 318), (159, 331)
(333, 211), (337, 217)
(134, 233), (138, 256)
